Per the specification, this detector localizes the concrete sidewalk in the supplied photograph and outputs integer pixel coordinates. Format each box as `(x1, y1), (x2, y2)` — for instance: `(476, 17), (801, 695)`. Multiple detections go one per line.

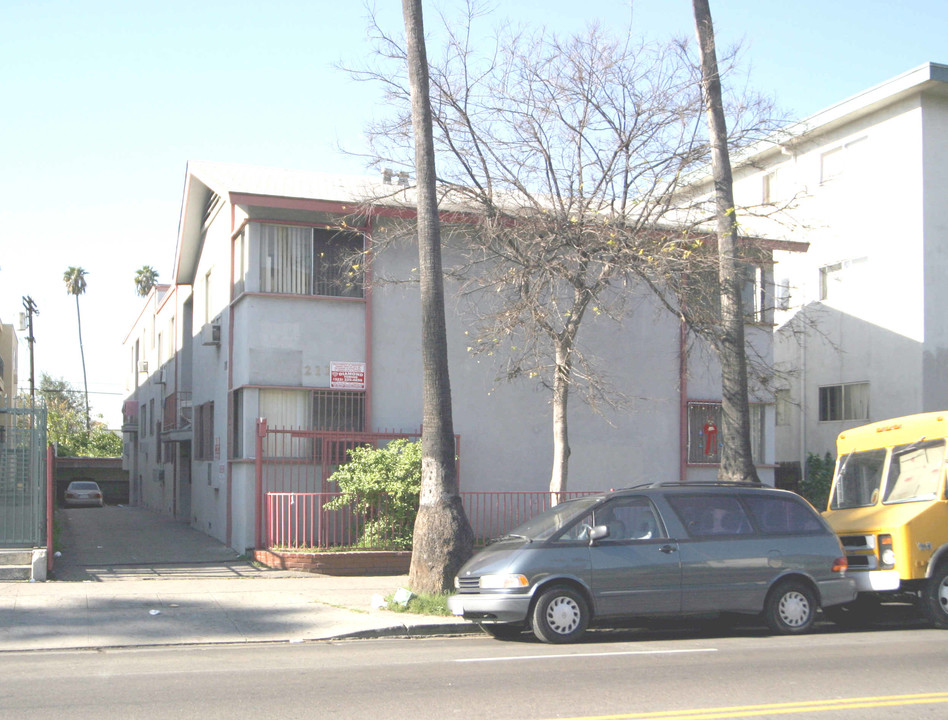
(0, 506), (478, 652)
(0, 573), (477, 652)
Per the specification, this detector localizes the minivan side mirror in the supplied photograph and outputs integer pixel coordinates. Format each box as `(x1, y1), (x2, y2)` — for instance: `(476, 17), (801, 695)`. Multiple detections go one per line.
(589, 525), (610, 544)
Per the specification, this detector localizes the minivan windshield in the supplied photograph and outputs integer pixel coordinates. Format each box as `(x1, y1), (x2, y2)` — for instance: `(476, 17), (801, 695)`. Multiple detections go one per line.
(882, 439), (946, 504)
(830, 449), (886, 509)
(495, 496), (602, 542)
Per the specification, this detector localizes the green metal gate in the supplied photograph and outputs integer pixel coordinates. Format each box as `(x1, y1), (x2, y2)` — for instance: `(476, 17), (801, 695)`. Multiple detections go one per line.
(0, 407), (48, 546)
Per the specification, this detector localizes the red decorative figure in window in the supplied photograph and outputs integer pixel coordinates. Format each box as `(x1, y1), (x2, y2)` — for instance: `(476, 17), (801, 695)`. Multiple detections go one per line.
(703, 421), (718, 456)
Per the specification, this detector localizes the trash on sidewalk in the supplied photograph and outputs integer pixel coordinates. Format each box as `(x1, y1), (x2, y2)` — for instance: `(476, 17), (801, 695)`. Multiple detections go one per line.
(149, 609), (161, 616)
(392, 587), (414, 607)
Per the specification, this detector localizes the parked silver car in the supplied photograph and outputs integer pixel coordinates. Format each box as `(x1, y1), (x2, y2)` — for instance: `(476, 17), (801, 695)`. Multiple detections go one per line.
(449, 483), (856, 643)
(63, 480), (104, 508)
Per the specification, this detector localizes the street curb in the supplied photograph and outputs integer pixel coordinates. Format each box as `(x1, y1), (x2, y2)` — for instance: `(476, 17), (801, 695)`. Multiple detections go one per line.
(333, 622), (485, 641)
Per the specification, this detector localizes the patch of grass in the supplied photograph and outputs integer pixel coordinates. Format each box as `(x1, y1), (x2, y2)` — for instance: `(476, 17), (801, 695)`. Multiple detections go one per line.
(386, 591), (452, 616)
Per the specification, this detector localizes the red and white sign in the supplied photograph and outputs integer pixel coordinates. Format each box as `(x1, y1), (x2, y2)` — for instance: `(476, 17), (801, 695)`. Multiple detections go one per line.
(330, 361), (366, 390)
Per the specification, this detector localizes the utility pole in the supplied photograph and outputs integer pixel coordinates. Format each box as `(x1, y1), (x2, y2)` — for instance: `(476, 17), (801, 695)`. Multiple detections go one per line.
(21, 296), (38, 407)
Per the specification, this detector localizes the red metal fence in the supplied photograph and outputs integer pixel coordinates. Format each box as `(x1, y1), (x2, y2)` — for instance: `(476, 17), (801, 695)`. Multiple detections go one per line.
(266, 490), (602, 550)
(254, 421), (459, 547)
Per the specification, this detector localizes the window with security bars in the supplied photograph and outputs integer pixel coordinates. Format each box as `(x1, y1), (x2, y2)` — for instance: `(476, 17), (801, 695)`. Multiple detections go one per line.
(313, 390), (365, 432)
(259, 224), (364, 298)
(687, 402), (765, 465)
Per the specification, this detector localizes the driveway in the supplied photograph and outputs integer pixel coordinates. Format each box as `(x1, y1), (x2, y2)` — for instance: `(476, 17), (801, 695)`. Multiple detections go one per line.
(54, 505), (265, 581)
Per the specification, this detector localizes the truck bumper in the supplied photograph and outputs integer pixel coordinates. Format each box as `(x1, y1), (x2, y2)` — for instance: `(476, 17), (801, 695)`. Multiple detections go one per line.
(850, 570), (901, 593)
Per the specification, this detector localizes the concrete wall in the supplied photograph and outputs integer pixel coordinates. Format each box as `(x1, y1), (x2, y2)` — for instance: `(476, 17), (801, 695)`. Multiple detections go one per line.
(55, 457), (128, 506)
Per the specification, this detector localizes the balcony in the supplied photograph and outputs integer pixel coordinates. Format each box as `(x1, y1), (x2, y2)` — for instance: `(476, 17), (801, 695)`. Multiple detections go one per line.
(121, 400), (139, 434)
(162, 391), (192, 441)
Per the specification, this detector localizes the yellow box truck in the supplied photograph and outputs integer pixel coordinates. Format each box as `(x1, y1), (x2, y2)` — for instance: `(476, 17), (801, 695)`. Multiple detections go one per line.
(822, 411), (948, 627)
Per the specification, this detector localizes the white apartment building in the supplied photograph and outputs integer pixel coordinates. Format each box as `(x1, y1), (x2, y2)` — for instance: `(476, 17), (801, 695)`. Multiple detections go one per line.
(724, 62), (948, 477)
(123, 160), (784, 552)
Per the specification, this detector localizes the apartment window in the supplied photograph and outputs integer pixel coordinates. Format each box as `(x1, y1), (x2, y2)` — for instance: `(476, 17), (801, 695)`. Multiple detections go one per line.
(687, 402), (765, 465)
(259, 224), (364, 298)
(234, 228), (248, 296)
(819, 257), (868, 302)
(741, 264), (766, 323)
(820, 136), (868, 185)
(775, 389), (792, 427)
(762, 168), (781, 204)
(195, 401), (215, 460)
(685, 263), (771, 324)
(819, 383), (869, 422)
(314, 389), (365, 431)
(231, 389), (243, 458)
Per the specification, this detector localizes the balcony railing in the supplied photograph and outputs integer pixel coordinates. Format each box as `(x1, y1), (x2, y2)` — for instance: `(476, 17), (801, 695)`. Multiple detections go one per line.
(163, 391), (193, 432)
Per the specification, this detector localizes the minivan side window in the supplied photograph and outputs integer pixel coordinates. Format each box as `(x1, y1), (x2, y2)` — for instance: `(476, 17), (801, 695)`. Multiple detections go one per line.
(594, 497), (665, 541)
(743, 495), (824, 535)
(667, 494), (754, 537)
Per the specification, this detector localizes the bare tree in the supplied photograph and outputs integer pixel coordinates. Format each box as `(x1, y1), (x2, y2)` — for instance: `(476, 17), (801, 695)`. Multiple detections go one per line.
(354, 4), (776, 494)
(692, 0), (760, 483)
(401, 0), (474, 593)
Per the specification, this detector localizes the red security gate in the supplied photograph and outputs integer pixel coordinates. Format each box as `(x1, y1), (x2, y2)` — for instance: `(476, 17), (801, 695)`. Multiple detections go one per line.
(253, 419), (459, 548)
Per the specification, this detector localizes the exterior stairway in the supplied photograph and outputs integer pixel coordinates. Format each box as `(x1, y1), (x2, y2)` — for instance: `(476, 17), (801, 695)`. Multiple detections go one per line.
(0, 549), (34, 581)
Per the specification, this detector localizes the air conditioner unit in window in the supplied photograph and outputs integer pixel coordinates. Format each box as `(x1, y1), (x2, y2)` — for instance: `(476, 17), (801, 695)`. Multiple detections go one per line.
(138, 361), (149, 374)
(202, 319), (221, 346)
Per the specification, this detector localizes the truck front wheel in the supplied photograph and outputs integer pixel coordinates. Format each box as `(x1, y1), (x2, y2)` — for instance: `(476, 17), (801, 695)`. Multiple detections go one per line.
(922, 564), (948, 628)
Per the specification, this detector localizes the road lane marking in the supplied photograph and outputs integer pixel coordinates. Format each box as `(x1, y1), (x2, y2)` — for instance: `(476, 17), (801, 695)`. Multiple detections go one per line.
(455, 648), (718, 663)
(549, 692), (948, 719)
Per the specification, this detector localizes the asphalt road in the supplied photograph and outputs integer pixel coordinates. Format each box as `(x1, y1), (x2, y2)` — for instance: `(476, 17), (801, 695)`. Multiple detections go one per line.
(4, 620), (946, 719)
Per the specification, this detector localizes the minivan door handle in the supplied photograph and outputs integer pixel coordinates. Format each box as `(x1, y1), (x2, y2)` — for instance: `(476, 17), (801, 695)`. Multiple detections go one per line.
(660, 544), (677, 554)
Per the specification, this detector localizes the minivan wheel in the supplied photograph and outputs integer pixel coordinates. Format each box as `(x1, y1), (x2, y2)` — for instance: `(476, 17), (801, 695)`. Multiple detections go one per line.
(922, 564), (948, 628)
(532, 586), (589, 643)
(479, 622), (526, 640)
(764, 580), (816, 635)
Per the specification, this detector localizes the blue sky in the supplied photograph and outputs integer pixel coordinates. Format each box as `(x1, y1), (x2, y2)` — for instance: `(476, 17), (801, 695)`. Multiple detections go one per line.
(1, 0), (945, 428)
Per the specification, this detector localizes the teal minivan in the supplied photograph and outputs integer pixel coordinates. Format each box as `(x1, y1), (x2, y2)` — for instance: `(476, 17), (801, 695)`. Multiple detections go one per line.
(449, 483), (856, 643)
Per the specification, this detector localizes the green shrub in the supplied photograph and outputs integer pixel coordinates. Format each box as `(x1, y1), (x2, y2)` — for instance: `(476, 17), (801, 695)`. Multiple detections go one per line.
(801, 452), (835, 511)
(324, 439), (422, 549)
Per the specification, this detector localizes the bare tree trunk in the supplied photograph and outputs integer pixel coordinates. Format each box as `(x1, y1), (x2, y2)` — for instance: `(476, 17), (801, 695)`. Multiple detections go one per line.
(549, 340), (571, 498)
(402, 0), (474, 593)
(692, 0), (759, 483)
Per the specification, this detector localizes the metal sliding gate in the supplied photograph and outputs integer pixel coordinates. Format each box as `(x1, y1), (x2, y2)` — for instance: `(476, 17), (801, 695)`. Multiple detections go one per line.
(0, 407), (48, 547)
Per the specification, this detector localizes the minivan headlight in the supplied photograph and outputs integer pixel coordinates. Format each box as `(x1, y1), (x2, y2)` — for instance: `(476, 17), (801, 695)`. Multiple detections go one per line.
(479, 574), (529, 589)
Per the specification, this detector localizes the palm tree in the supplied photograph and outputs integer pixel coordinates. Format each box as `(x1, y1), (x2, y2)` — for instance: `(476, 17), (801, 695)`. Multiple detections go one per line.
(134, 265), (159, 297)
(63, 266), (90, 430)
(402, 0), (474, 593)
